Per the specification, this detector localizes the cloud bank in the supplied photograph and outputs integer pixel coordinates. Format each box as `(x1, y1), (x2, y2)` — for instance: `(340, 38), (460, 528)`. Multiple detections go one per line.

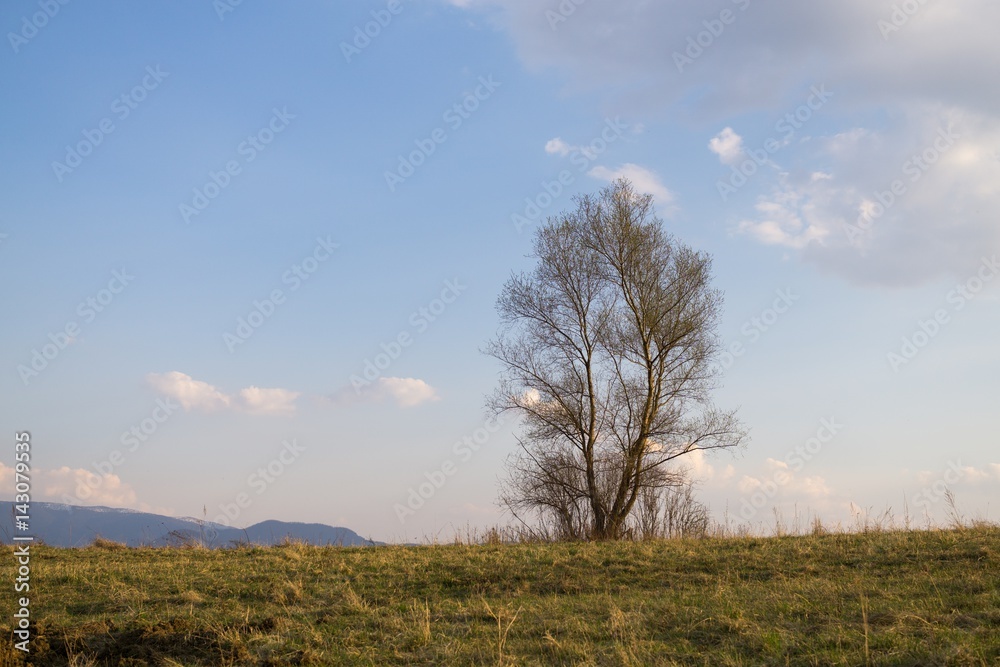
(454, 0), (1000, 285)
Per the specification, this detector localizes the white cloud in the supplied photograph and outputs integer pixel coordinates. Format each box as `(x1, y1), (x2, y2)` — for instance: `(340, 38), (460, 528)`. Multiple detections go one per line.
(673, 449), (735, 485)
(147, 371), (230, 412)
(544, 137), (573, 156)
(736, 178), (833, 250)
(735, 107), (1000, 285)
(43, 466), (139, 506)
(0, 462), (139, 508)
(588, 163), (674, 208)
(824, 128), (873, 158)
(958, 465), (994, 484)
(147, 371), (300, 415)
(914, 463), (1000, 486)
(545, 135), (600, 160)
(680, 449), (715, 481)
(372, 377), (440, 407)
(709, 127), (745, 165)
(237, 386), (301, 416)
(333, 377), (441, 408)
(738, 458), (832, 499)
(521, 388), (541, 405)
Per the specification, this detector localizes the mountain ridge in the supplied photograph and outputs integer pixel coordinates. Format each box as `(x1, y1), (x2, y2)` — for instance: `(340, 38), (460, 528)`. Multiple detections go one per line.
(0, 501), (379, 548)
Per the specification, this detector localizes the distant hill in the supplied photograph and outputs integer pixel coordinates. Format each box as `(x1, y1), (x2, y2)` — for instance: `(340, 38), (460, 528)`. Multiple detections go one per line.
(0, 501), (379, 548)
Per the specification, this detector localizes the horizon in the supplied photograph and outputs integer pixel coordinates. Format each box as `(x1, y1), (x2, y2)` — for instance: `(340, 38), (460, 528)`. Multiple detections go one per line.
(2, 0), (999, 543)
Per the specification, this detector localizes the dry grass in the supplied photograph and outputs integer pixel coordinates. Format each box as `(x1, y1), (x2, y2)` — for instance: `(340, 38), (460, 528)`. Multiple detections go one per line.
(0, 526), (998, 665)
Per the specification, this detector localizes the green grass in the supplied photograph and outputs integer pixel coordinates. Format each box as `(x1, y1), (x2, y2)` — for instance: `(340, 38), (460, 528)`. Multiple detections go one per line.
(1, 527), (998, 665)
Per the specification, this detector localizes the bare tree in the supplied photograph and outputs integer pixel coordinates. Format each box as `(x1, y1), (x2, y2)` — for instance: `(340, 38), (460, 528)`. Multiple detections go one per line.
(486, 179), (746, 540)
(635, 479), (711, 540)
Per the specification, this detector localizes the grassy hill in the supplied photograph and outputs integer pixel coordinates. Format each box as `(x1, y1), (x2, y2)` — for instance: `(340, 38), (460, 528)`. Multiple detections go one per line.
(1, 526), (998, 665)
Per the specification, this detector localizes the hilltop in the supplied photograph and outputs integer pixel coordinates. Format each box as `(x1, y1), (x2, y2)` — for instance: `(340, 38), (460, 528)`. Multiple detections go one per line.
(1, 526), (997, 665)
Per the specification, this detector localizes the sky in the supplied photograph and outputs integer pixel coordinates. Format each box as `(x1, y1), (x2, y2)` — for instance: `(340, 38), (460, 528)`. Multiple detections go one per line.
(1, 0), (998, 542)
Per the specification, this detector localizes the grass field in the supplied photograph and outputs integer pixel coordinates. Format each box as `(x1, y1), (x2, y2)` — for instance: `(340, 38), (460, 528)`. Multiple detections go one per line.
(1, 526), (998, 666)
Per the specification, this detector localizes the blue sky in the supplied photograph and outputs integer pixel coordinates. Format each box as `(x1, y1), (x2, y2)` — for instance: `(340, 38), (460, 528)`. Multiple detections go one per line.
(2, 0), (998, 541)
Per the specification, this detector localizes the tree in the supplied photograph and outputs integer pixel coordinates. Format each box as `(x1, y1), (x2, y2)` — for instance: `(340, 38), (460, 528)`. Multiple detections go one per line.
(486, 179), (746, 540)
